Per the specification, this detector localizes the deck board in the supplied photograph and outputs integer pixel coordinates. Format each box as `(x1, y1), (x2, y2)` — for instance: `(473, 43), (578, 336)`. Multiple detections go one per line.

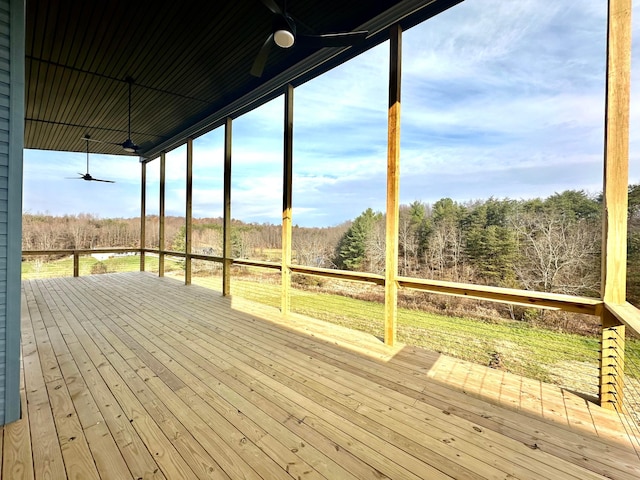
(2, 272), (640, 479)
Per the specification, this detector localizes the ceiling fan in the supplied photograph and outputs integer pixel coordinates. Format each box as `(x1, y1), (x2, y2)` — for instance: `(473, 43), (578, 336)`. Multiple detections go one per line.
(66, 135), (115, 183)
(85, 77), (140, 154)
(250, 0), (368, 77)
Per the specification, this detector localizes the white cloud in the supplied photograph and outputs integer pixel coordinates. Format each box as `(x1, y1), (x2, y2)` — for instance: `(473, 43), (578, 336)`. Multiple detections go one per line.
(22, 0), (640, 226)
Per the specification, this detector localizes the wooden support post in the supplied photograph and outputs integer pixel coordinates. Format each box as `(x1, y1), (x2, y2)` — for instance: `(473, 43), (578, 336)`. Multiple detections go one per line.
(185, 138), (193, 285)
(282, 85), (294, 315)
(223, 118), (232, 296)
(599, 0), (632, 410)
(140, 161), (146, 271)
(602, 0), (631, 304)
(73, 251), (79, 277)
(384, 24), (402, 347)
(159, 152), (166, 277)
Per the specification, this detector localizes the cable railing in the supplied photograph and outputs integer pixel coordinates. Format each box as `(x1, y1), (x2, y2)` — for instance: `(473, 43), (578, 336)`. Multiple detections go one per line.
(397, 289), (602, 398)
(291, 274), (385, 338)
(229, 266), (281, 308)
(620, 333), (640, 452)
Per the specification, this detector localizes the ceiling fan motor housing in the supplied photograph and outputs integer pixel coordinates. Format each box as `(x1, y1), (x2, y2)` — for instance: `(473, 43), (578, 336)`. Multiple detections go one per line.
(122, 138), (138, 153)
(273, 14), (296, 48)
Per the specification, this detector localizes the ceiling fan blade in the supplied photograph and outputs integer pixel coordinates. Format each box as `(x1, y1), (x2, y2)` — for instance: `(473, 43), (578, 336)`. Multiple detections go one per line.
(90, 178), (115, 183)
(297, 30), (368, 48)
(251, 33), (274, 77)
(260, 0), (283, 15)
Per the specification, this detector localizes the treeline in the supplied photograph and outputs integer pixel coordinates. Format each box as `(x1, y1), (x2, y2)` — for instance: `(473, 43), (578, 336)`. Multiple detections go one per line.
(332, 186), (640, 304)
(335, 190), (602, 297)
(21, 186), (640, 305)
(21, 213), (286, 255)
(23, 213), (142, 250)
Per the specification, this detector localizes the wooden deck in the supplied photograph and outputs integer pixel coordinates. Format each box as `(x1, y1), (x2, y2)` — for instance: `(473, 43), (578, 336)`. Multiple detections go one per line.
(2, 273), (640, 479)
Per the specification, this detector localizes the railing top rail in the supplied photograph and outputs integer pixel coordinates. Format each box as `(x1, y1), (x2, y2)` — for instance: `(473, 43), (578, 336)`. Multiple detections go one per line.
(605, 302), (640, 336)
(23, 248), (607, 317)
(232, 258), (281, 270)
(23, 248), (141, 255)
(397, 276), (602, 316)
(290, 264), (385, 285)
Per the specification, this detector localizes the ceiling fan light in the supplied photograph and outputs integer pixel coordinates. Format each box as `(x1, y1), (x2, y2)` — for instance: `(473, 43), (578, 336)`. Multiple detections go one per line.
(122, 138), (137, 153)
(274, 28), (295, 48)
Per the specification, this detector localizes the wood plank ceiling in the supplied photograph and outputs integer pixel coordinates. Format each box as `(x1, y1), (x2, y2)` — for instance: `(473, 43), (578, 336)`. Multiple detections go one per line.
(25, 0), (461, 158)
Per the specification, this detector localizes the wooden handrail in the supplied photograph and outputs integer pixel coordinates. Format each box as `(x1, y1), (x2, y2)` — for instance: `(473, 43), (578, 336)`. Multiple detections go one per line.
(144, 249), (275, 269)
(143, 249), (223, 263)
(23, 248), (604, 317)
(398, 276), (603, 316)
(605, 302), (640, 336)
(23, 248), (142, 256)
(189, 253), (224, 262)
(290, 264), (385, 286)
(148, 250), (185, 258)
(232, 258), (281, 270)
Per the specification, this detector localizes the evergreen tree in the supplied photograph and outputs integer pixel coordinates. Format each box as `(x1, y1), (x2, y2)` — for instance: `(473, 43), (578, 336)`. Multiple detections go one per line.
(171, 225), (186, 252)
(398, 201), (430, 274)
(545, 190), (600, 220)
(463, 198), (517, 285)
(425, 198), (466, 280)
(335, 208), (382, 271)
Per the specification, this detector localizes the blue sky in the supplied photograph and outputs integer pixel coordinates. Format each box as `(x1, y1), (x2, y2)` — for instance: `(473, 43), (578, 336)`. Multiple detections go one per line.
(23, 0), (640, 227)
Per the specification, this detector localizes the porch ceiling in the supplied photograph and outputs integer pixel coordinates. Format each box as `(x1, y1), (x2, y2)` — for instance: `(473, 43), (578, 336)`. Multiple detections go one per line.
(25, 0), (461, 159)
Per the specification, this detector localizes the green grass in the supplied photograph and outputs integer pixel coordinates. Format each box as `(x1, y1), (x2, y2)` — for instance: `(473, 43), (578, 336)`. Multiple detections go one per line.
(22, 256), (76, 278)
(396, 308), (601, 383)
(21, 255), (184, 279)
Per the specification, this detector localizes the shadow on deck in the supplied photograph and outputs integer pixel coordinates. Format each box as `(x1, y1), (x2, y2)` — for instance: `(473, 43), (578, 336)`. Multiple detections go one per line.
(3, 272), (640, 479)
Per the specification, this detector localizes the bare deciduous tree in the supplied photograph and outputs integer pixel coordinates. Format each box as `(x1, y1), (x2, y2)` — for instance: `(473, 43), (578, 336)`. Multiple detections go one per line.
(511, 211), (600, 296)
